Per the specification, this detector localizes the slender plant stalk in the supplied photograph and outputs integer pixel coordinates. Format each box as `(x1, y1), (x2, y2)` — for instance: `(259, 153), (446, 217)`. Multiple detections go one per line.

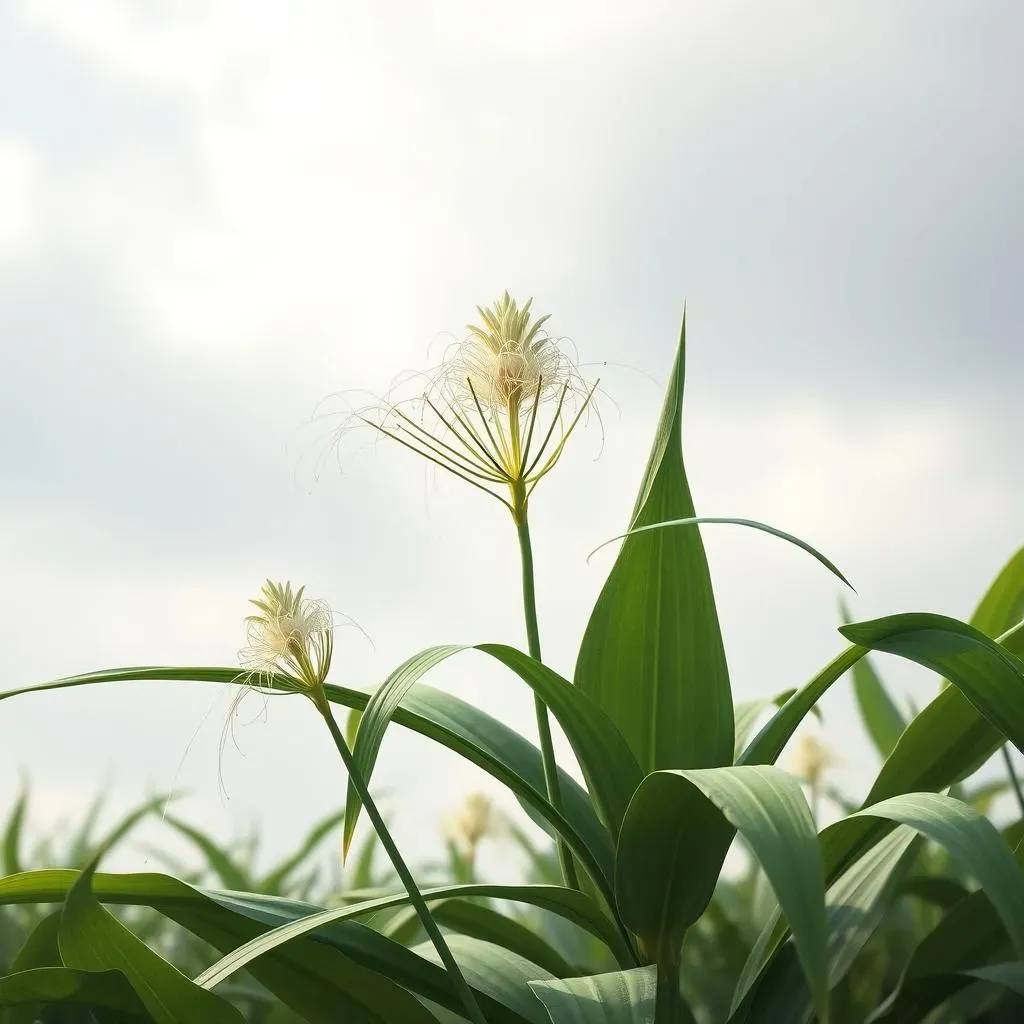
(1000, 743), (1024, 819)
(656, 966), (693, 1024)
(512, 484), (580, 891)
(312, 687), (489, 1024)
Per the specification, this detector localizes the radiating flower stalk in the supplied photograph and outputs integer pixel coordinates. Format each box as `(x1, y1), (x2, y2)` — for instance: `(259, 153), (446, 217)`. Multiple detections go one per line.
(351, 294), (598, 889)
(241, 581), (488, 1024)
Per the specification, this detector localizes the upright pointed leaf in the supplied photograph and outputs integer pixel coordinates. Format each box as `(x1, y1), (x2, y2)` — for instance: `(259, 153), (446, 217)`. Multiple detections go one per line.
(575, 318), (733, 773)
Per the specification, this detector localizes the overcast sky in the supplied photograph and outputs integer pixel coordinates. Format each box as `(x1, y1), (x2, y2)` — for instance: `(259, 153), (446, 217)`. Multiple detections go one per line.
(1, 0), (1022, 881)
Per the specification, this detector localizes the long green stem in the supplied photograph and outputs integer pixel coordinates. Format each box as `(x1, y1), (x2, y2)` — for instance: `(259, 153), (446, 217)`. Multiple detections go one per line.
(512, 490), (580, 891)
(312, 688), (489, 1024)
(1000, 744), (1024, 819)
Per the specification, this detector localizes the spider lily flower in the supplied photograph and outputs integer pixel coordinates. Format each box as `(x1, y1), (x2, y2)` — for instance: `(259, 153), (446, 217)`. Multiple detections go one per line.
(789, 732), (833, 790)
(355, 292), (597, 519)
(240, 580), (333, 692)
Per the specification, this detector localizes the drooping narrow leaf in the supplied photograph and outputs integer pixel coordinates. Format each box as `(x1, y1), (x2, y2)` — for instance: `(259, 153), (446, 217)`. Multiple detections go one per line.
(530, 966), (659, 1024)
(57, 858), (245, 1024)
(0, 869), (510, 1024)
(574, 317), (733, 774)
(341, 642), (640, 899)
(839, 600), (906, 759)
(0, 666), (614, 902)
(840, 613), (1024, 756)
(616, 766), (829, 1022)
(821, 617), (1024, 886)
(195, 880), (632, 988)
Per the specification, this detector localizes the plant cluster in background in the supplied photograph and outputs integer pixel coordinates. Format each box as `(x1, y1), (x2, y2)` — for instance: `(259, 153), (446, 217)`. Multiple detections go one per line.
(1, 298), (1023, 1023)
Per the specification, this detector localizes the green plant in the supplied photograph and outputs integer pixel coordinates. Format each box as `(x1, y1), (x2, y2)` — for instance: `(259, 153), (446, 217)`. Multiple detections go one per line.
(2, 304), (1023, 1022)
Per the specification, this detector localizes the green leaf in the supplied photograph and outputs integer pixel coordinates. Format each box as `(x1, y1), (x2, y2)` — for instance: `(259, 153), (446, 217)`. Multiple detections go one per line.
(57, 858), (245, 1024)
(574, 317), (733, 774)
(0, 666), (614, 909)
(588, 517), (851, 589)
(415, 936), (551, 1024)
(0, 869), (493, 1024)
(194, 882), (631, 989)
(970, 546), (1024, 637)
(430, 900), (580, 979)
(0, 969), (149, 1021)
(738, 647), (865, 767)
(733, 691), (821, 762)
(738, 825), (919, 1023)
(530, 966), (659, 1024)
(1, 912), (66, 1024)
(615, 766), (829, 1022)
(260, 807), (345, 893)
(839, 600), (906, 759)
(840, 613), (1024, 756)
(2, 785), (28, 876)
(821, 616), (1024, 886)
(869, 840), (1024, 1024)
(161, 815), (251, 891)
(341, 643), (639, 899)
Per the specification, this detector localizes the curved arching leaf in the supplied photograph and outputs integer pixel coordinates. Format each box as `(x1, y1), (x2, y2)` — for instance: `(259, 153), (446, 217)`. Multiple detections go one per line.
(343, 644), (641, 875)
(0, 968), (149, 1019)
(0, 666), (615, 902)
(616, 765), (829, 1023)
(58, 858), (245, 1024)
(588, 517), (851, 589)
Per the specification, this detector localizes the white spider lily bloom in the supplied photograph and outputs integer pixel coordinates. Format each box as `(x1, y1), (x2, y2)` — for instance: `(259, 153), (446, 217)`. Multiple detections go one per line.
(789, 732), (833, 789)
(240, 580), (333, 692)
(442, 792), (504, 858)
(353, 293), (597, 518)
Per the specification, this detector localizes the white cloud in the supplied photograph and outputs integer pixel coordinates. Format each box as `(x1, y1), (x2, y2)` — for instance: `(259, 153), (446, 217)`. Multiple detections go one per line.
(0, 137), (43, 260)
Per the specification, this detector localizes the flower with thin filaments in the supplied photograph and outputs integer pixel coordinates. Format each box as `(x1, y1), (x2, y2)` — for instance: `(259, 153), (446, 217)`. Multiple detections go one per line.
(239, 580), (334, 693)
(345, 293), (598, 518)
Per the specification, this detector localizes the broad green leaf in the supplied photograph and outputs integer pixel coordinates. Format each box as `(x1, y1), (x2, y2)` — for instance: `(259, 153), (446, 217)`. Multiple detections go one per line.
(530, 966), (659, 1024)
(57, 858), (245, 1024)
(616, 766), (829, 1022)
(588, 517), (850, 588)
(344, 644), (640, 874)
(839, 600), (906, 759)
(898, 875), (969, 910)
(0, 968), (148, 1020)
(0, 666), (614, 903)
(574, 318), (733, 774)
(414, 935), (552, 1024)
(738, 647), (865, 767)
(739, 825), (919, 1023)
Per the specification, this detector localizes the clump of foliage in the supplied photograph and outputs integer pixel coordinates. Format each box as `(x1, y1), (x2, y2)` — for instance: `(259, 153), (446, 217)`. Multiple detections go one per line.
(2, 298), (1023, 1023)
